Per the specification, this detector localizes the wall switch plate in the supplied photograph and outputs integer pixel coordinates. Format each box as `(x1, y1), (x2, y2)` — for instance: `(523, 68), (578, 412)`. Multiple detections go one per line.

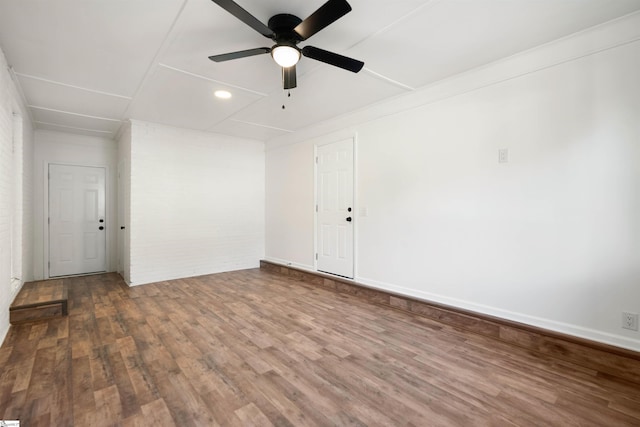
(622, 312), (639, 331)
(498, 148), (509, 163)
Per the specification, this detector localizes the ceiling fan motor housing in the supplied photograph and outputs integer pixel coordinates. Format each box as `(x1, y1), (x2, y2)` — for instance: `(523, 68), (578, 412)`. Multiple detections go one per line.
(268, 13), (303, 46)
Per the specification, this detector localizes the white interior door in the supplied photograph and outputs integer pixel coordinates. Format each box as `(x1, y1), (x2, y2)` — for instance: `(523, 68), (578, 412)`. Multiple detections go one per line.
(49, 164), (106, 277)
(316, 139), (354, 278)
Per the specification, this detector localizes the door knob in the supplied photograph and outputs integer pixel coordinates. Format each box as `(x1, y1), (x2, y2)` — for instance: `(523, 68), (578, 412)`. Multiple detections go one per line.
(346, 217), (352, 222)
(99, 226), (104, 230)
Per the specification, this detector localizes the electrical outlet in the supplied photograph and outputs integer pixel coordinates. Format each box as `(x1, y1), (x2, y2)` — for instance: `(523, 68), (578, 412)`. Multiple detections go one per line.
(622, 312), (639, 331)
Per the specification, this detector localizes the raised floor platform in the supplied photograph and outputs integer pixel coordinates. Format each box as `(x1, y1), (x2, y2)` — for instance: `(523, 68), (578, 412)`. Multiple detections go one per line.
(260, 259), (640, 385)
(9, 279), (68, 324)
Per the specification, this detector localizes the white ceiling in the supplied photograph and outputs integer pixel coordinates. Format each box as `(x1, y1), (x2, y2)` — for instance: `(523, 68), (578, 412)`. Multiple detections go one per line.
(1, 0), (640, 141)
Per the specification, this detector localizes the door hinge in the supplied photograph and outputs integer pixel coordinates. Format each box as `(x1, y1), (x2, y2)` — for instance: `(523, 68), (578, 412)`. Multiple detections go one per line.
(48, 217), (50, 224)
(315, 204), (318, 212)
(315, 156), (318, 164)
(315, 253), (318, 260)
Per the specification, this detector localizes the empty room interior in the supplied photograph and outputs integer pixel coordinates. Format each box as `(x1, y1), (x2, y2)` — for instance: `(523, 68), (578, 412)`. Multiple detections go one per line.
(1, 0), (640, 425)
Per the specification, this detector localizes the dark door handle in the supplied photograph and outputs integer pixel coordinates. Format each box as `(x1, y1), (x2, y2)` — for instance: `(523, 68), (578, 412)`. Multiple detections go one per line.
(99, 226), (104, 230)
(346, 217), (352, 222)
(99, 219), (104, 223)
(120, 226), (125, 230)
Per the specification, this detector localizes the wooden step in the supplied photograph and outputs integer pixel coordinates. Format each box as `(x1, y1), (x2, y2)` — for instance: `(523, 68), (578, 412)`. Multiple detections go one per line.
(9, 279), (68, 324)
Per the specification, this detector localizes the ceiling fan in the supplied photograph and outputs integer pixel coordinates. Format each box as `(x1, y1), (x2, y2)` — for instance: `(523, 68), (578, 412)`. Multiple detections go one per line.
(208, 0), (364, 90)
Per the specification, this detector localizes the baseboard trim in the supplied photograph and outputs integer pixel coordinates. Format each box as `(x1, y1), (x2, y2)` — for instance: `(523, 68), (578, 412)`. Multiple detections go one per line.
(260, 260), (640, 384)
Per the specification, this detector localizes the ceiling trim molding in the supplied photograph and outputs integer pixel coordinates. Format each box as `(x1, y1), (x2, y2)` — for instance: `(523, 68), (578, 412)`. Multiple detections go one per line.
(15, 72), (132, 100)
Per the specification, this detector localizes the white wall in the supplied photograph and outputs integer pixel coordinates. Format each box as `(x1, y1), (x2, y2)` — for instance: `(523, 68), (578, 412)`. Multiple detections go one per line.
(265, 141), (315, 269)
(33, 130), (118, 279)
(0, 47), (34, 343)
(127, 121), (264, 286)
(265, 17), (640, 351)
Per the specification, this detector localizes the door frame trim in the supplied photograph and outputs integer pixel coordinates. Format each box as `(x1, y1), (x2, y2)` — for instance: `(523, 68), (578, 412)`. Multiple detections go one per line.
(44, 161), (111, 279)
(313, 134), (358, 278)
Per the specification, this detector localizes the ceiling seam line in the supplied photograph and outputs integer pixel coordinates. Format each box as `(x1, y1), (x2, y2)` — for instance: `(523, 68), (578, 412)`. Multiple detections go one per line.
(34, 121), (114, 134)
(343, 0), (440, 52)
(7, 66), (36, 125)
(115, 0), (191, 141)
(305, 0), (437, 92)
(157, 63), (268, 97)
(204, 88), (268, 133)
(362, 68), (414, 91)
(14, 72), (132, 100)
(205, 81), (294, 135)
(29, 105), (122, 122)
(229, 119), (294, 132)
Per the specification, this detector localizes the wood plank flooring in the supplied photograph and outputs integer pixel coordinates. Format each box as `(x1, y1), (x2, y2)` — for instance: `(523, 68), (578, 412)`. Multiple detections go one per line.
(260, 260), (640, 384)
(1, 270), (639, 426)
(9, 279), (67, 324)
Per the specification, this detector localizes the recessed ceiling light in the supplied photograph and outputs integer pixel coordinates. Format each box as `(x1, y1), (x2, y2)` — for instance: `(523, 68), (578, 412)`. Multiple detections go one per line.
(214, 90), (232, 99)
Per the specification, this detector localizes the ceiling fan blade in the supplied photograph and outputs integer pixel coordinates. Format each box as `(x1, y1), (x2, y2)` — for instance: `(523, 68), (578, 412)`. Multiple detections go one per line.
(209, 47), (270, 62)
(302, 46), (364, 73)
(211, 0), (274, 38)
(283, 65), (297, 89)
(294, 0), (352, 41)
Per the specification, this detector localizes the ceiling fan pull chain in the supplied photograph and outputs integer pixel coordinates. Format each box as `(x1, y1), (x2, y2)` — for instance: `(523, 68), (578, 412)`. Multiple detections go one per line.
(282, 90), (292, 110)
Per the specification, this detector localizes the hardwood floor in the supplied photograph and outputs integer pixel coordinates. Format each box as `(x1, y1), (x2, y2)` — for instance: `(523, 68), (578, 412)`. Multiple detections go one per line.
(1, 270), (639, 426)
(9, 279), (67, 325)
(260, 261), (640, 384)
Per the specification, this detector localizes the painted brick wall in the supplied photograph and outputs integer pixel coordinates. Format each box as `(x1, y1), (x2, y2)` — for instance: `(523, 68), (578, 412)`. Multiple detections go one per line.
(0, 50), (12, 340)
(128, 121), (264, 286)
(117, 123), (131, 283)
(0, 47), (34, 343)
(21, 115), (34, 286)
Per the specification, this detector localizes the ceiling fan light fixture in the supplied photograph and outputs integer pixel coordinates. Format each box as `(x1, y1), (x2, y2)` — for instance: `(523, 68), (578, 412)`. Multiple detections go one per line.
(271, 45), (300, 68)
